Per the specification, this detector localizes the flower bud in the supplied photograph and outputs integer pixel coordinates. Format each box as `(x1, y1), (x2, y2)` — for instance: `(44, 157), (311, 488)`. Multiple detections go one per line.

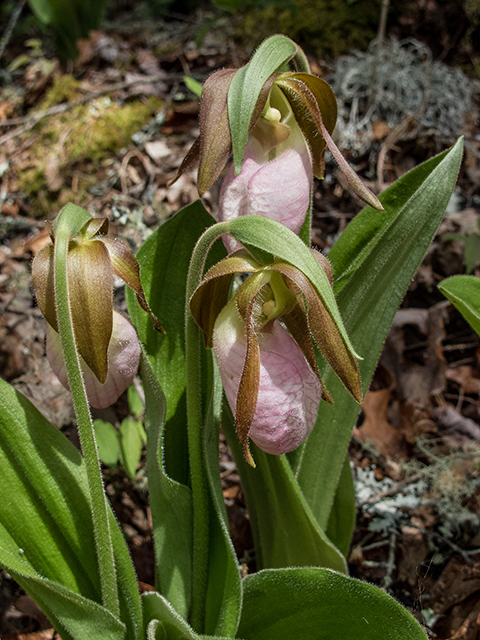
(32, 208), (161, 407)
(47, 311), (140, 409)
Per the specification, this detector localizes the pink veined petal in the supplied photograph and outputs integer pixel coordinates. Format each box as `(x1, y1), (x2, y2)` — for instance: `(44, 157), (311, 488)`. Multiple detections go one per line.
(213, 303), (322, 455)
(218, 138), (312, 253)
(46, 310), (141, 409)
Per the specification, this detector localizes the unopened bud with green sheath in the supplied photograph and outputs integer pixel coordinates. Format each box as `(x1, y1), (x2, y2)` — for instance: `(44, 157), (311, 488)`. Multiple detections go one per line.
(32, 206), (162, 407)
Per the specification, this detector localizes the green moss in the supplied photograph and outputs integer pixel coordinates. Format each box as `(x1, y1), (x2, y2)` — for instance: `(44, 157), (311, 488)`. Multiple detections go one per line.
(21, 166), (47, 198)
(17, 78), (163, 216)
(238, 0), (382, 60)
(41, 74), (83, 108)
(64, 98), (162, 162)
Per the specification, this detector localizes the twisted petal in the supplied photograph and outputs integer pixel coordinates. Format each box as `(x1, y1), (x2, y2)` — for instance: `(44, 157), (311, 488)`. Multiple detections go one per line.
(218, 137), (312, 253)
(46, 311), (140, 409)
(213, 302), (321, 457)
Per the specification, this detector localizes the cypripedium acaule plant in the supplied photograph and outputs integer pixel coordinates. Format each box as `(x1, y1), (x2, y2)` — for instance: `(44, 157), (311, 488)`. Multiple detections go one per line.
(0, 31), (460, 640)
(190, 249), (361, 467)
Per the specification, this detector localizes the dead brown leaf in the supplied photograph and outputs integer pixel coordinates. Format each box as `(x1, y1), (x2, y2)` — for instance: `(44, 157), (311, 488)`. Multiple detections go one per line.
(358, 387), (408, 457)
(383, 302), (448, 408)
(398, 525), (430, 587)
(445, 600), (480, 640)
(431, 558), (480, 615)
(44, 155), (64, 192)
(1, 631), (58, 640)
(446, 366), (480, 396)
(0, 100), (15, 122)
(432, 405), (480, 444)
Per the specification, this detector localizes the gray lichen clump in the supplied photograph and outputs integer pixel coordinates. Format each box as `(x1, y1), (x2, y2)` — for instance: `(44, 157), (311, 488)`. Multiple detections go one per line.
(329, 38), (473, 154)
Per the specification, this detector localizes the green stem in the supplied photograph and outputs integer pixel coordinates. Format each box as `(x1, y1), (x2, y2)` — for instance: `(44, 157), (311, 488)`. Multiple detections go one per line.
(185, 224), (233, 631)
(54, 206), (119, 617)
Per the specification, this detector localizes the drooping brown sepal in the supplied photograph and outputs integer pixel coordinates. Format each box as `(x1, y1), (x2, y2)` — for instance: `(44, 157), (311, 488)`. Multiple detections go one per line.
(32, 244), (57, 332)
(101, 236), (164, 335)
(271, 262), (362, 404)
(67, 240), (113, 384)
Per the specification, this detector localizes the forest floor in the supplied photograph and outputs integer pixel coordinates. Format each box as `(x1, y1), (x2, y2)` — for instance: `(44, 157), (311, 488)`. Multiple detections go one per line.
(1, 2), (480, 638)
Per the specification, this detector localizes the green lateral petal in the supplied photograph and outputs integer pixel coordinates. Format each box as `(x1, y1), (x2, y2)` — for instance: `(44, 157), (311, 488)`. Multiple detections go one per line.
(32, 243), (57, 331)
(67, 239), (113, 383)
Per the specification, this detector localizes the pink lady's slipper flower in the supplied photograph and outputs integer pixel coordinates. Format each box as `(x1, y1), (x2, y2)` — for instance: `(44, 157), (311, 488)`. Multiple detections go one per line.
(190, 250), (361, 466)
(213, 299), (321, 455)
(218, 99), (313, 253)
(32, 211), (162, 408)
(171, 43), (383, 216)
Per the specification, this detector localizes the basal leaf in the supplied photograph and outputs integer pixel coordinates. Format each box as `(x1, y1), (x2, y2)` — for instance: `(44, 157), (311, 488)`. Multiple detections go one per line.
(293, 138), (463, 535)
(142, 591), (198, 640)
(0, 379), (143, 638)
(127, 200), (225, 486)
(221, 401), (346, 573)
(94, 419), (120, 467)
(140, 351), (193, 619)
(238, 568), (426, 640)
(438, 274), (480, 336)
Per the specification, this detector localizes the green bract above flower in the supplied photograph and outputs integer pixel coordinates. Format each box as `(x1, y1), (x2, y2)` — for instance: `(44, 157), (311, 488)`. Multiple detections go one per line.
(172, 34), (383, 212)
(190, 249), (361, 466)
(32, 211), (162, 399)
(218, 87), (313, 252)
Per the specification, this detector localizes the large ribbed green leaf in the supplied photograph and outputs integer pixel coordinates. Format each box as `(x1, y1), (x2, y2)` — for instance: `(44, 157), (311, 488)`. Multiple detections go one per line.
(292, 138), (463, 543)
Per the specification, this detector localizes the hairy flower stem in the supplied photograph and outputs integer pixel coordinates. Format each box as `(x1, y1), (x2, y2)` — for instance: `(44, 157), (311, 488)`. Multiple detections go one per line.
(185, 222), (234, 631)
(53, 205), (119, 617)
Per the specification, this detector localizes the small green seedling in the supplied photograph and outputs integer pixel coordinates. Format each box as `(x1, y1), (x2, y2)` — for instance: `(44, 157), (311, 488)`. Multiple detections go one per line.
(93, 382), (146, 480)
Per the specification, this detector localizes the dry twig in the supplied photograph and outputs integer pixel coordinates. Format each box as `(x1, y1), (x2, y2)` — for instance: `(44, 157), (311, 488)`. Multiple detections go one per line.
(0, 0), (26, 62)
